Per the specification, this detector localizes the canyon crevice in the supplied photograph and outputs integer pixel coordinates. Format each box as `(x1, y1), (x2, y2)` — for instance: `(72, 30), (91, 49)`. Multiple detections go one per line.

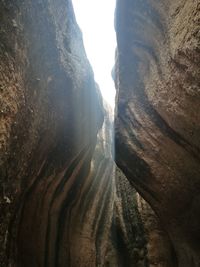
(0, 0), (150, 266)
(0, 0), (200, 266)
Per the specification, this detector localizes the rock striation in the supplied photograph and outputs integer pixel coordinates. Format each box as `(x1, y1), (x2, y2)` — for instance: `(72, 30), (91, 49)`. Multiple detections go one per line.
(94, 103), (149, 267)
(114, 0), (200, 266)
(69, 100), (151, 267)
(0, 0), (151, 266)
(0, 0), (103, 265)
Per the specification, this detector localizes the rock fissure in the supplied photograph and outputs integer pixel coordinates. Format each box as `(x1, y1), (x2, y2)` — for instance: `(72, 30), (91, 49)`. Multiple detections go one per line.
(0, 0), (200, 266)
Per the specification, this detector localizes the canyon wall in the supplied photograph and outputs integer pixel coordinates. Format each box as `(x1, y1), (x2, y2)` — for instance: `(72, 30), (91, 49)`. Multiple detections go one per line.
(0, 0), (103, 265)
(115, 0), (200, 266)
(0, 0), (149, 266)
(2, 0), (198, 266)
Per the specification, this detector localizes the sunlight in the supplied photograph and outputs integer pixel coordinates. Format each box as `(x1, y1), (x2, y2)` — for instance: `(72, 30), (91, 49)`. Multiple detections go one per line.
(72, 0), (116, 108)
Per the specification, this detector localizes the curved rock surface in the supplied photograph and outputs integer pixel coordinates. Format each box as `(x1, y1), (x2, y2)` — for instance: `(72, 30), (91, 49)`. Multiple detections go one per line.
(0, 0), (151, 266)
(115, 0), (200, 266)
(0, 0), (103, 265)
(95, 103), (149, 267)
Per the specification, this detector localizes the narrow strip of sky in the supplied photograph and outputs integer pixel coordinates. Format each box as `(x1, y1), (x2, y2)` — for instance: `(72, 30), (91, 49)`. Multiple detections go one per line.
(72, 0), (116, 107)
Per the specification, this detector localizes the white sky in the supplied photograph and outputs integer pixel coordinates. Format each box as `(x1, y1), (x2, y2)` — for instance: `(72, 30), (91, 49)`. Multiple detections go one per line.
(72, 0), (116, 107)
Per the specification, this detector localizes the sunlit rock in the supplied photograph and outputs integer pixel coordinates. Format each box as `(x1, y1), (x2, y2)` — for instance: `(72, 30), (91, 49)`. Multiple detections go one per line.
(0, 1), (150, 266)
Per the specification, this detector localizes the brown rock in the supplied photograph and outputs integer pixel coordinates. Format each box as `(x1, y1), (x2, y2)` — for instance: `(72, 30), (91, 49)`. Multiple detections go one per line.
(0, 0), (103, 265)
(0, 1), (151, 266)
(115, 0), (200, 266)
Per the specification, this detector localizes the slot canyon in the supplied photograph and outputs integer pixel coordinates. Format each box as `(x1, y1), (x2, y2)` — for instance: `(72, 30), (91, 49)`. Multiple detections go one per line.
(0, 0), (200, 266)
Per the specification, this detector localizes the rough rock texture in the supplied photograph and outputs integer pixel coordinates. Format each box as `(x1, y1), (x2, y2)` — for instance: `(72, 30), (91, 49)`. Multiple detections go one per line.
(136, 194), (175, 267)
(96, 104), (150, 267)
(0, 0), (151, 266)
(115, 0), (200, 266)
(113, 169), (148, 267)
(0, 0), (104, 265)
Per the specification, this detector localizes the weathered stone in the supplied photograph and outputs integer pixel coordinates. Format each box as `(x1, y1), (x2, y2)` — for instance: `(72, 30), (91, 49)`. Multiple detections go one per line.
(0, 1), (150, 266)
(115, 0), (200, 266)
(0, 0), (104, 265)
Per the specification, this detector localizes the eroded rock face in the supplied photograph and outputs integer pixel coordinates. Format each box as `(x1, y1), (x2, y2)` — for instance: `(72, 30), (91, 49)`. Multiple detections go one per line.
(0, 1), (150, 266)
(83, 103), (149, 267)
(136, 194), (175, 267)
(0, 0), (104, 265)
(115, 0), (200, 266)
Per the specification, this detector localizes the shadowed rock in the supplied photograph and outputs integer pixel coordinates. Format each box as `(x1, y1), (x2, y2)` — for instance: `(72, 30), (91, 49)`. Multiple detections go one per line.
(0, 1), (151, 266)
(0, 0), (104, 265)
(114, 0), (200, 266)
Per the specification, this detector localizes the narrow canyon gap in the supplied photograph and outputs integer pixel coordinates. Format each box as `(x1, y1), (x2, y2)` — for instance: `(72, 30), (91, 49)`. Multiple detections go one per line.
(0, 0), (150, 266)
(72, 0), (116, 108)
(0, 0), (200, 267)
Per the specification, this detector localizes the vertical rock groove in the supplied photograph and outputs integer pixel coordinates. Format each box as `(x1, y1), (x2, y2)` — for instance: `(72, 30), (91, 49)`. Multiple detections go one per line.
(0, 0), (103, 265)
(0, 0), (149, 266)
(1, 0), (199, 266)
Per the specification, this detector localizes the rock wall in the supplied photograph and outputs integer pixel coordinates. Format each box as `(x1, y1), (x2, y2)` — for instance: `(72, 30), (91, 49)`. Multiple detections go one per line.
(97, 104), (150, 267)
(113, 169), (148, 267)
(0, 0), (103, 265)
(136, 194), (175, 267)
(0, 0), (151, 266)
(114, 0), (200, 266)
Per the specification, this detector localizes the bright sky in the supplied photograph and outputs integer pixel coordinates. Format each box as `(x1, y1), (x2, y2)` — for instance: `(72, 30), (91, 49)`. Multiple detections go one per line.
(72, 0), (116, 108)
